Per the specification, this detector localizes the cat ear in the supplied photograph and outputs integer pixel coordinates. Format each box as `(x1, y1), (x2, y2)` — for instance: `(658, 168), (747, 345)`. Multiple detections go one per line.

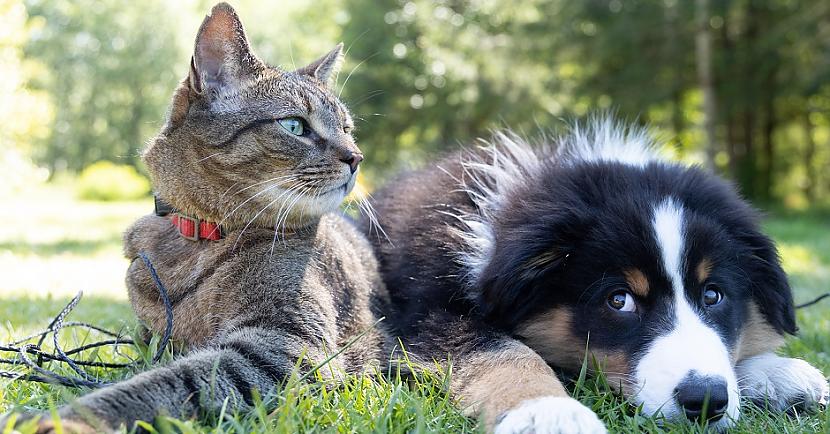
(190, 2), (257, 95)
(296, 43), (344, 87)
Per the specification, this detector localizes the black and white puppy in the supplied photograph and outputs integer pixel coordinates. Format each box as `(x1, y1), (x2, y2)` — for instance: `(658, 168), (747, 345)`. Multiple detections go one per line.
(365, 118), (829, 433)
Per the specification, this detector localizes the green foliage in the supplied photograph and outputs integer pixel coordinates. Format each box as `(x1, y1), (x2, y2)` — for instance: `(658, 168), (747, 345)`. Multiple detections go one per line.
(22, 0), (182, 173)
(8, 0), (830, 202)
(337, 0), (830, 203)
(75, 161), (150, 201)
(0, 0), (52, 180)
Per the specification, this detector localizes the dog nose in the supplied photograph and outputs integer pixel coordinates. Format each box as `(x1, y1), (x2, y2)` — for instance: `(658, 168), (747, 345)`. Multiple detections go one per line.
(675, 373), (729, 421)
(340, 152), (363, 174)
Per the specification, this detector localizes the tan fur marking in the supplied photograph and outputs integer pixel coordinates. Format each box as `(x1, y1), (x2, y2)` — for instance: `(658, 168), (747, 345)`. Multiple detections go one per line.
(594, 352), (634, 395)
(734, 302), (785, 362)
(516, 308), (583, 369)
(516, 308), (635, 394)
(525, 250), (562, 269)
(623, 268), (649, 297)
(452, 342), (567, 430)
(696, 258), (713, 283)
(521, 250), (563, 278)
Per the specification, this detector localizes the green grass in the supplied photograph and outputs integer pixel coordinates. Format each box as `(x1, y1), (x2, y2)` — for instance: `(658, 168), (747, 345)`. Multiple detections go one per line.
(1, 185), (829, 433)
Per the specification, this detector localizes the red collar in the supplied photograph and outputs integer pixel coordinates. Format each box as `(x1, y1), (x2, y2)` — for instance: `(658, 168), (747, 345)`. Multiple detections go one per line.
(169, 213), (223, 241)
(155, 196), (223, 241)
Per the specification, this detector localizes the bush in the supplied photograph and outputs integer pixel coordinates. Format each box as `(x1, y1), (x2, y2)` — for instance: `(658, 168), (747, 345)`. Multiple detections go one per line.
(76, 161), (150, 201)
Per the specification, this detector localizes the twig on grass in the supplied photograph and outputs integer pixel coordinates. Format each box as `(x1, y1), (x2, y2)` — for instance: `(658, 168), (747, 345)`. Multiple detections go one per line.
(0, 252), (173, 388)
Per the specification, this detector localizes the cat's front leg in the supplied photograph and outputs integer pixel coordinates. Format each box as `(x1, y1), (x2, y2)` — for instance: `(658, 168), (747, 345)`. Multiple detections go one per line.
(736, 352), (829, 412)
(3, 321), (339, 433)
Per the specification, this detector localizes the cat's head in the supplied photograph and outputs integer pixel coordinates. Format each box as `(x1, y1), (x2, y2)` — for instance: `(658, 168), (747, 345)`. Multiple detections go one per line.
(144, 2), (360, 231)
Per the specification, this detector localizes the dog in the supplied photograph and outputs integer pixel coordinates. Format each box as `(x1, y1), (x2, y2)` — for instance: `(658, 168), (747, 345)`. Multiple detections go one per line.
(364, 117), (829, 433)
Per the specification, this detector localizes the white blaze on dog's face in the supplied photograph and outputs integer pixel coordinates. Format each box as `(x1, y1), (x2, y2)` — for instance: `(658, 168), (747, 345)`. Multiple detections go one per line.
(633, 199), (739, 427)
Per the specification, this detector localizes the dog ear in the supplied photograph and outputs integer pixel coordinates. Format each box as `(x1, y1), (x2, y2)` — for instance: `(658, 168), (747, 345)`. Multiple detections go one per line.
(475, 210), (584, 328)
(739, 230), (797, 335)
(682, 169), (797, 336)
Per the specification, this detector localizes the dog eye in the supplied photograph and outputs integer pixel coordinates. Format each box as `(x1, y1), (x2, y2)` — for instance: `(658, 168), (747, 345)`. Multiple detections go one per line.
(703, 284), (724, 306)
(607, 290), (637, 312)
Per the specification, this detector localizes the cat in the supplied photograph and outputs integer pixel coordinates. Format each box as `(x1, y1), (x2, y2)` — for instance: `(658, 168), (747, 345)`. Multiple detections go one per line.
(3, 3), (389, 433)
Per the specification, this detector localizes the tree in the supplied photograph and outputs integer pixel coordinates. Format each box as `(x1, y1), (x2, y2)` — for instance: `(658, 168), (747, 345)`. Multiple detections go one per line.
(24, 0), (182, 173)
(696, 0), (717, 172)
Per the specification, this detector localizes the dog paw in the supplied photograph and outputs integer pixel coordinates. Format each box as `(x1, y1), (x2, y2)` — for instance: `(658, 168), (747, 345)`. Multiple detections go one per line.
(494, 396), (607, 434)
(736, 353), (829, 412)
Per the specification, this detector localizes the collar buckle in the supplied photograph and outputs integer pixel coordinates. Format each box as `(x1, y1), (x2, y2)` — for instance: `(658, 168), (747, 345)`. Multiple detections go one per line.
(175, 214), (201, 241)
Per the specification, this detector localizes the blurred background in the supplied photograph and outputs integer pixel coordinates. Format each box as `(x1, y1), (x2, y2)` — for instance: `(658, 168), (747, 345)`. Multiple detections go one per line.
(3, 0), (829, 201)
(0, 0), (828, 345)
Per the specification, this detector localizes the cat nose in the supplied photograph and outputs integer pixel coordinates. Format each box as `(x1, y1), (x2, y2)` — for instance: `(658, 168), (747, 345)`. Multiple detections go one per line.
(675, 373), (729, 422)
(340, 152), (363, 174)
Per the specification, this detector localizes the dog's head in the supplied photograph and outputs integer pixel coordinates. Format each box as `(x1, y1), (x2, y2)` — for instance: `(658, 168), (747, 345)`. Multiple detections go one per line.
(455, 119), (796, 428)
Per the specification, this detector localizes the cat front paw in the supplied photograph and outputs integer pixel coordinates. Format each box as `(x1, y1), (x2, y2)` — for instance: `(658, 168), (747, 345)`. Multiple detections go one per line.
(736, 353), (829, 412)
(494, 396), (607, 434)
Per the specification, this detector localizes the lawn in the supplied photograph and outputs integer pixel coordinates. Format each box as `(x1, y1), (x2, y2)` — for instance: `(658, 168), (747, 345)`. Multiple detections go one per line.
(1, 186), (828, 433)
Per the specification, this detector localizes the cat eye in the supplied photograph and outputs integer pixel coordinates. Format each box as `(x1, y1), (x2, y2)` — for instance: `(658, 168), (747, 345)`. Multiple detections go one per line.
(343, 125), (353, 134)
(607, 289), (637, 313)
(702, 283), (724, 306)
(277, 117), (306, 136)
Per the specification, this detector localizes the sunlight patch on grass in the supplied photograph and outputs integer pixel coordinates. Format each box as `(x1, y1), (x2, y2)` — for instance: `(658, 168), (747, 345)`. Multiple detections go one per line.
(0, 185), (150, 299)
(778, 243), (825, 276)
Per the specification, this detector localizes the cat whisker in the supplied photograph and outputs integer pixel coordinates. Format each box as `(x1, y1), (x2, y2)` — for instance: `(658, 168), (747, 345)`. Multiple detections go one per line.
(295, 183), (322, 232)
(330, 29), (370, 88)
(276, 182), (319, 243)
(341, 199), (354, 217)
(219, 181), (242, 200)
(338, 52), (379, 99)
(232, 174), (299, 196)
(269, 187), (303, 258)
(272, 183), (319, 257)
(273, 180), (322, 247)
(269, 185), (304, 250)
(355, 191), (391, 244)
(216, 176), (298, 228)
(349, 89), (385, 108)
(268, 183), (316, 255)
(196, 151), (224, 162)
(232, 180), (310, 252)
(275, 183), (322, 248)
(288, 39), (297, 70)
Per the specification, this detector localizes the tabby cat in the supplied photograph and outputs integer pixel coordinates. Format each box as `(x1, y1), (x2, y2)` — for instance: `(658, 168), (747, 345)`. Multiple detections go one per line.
(4, 3), (388, 432)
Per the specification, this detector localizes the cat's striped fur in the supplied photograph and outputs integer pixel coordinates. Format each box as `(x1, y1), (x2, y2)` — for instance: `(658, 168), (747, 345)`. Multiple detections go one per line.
(5, 3), (389, 432)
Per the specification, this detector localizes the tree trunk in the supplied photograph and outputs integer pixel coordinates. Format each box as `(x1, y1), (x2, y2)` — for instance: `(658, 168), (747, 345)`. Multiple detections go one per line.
(738, 0), (760, 200)
(719, 17), (739, 179)
(696, 0), (718, 172)
(665, 0), (683, 150)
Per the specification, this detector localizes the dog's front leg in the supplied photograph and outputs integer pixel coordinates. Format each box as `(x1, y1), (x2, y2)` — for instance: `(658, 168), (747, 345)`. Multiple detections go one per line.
(736, 352), (829, 412)
(457, 340), (606, 434)
(402, 314), (606, 434)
